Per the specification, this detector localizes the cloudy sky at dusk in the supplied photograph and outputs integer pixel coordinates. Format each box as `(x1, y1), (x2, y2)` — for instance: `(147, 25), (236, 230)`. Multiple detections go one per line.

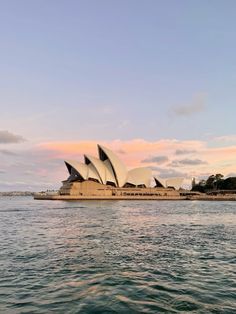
(1, 0), (236, 190)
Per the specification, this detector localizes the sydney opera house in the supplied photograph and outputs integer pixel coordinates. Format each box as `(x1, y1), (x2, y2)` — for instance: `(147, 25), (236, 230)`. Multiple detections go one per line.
(34, 144), (236, 201)
(35, 144), (186, 200)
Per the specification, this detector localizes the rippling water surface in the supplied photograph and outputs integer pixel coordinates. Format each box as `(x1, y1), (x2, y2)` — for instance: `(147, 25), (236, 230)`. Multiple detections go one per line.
(0, 197), (236, 313)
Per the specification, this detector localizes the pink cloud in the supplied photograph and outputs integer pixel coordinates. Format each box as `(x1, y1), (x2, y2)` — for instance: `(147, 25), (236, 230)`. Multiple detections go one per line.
(37, 138), (236, 185)
(38, 139), (206, 168)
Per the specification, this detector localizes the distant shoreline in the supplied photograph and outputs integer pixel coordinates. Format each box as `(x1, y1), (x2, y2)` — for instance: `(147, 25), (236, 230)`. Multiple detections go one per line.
(1, 191), (236, 201)
(34, 192), (236, 201)
(0, 191), (35, 196)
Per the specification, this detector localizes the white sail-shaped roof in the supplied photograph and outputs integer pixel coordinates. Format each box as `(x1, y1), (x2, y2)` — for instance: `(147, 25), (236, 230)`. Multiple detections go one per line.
(65, 160), (88, 180)
(87, 164), (101, 182)
(103, 159), (117, 186)
(127, 167), (152, 187)
(98, 145), (127, 187)
(65, 160), (101, 183)
(84, 154), (106, 184)
(166, 178), (184, 190)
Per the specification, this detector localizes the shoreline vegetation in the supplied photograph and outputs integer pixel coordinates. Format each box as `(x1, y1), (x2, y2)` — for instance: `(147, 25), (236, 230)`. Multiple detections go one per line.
(191, 174), (236, 193)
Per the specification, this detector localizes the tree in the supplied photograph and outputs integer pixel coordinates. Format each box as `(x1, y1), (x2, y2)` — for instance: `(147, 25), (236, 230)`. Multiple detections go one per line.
(215, 174), (224, 189)
(215, 174), (224, 181)
(217, 177), (236, 190)
(205, 174), (224, 190)
(191, 174), (225, 192)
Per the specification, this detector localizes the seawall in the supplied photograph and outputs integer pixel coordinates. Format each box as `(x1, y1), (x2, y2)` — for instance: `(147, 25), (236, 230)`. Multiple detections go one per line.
(34, 193), (236, 201)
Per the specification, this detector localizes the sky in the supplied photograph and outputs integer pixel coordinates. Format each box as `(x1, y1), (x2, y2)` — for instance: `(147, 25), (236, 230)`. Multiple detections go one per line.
(0, 0), (236, 191)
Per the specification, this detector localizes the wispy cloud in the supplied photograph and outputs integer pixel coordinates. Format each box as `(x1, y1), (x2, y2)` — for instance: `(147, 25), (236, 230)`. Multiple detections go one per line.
(150, 166), (187, 179)
(175, 149), (196, 155)
(171, 93), (206, 116)
(118, 119), (130, 129)
(214, 135), (236, 143)
(0, 149), (17, 156)
(0, 130), (26, 144)
(142, 156), (169, 164)
(171, 158), (208, 166)
(115, 149), (126, 155)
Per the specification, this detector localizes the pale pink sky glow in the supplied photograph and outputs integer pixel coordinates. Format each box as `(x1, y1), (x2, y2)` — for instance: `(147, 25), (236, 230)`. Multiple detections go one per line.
(36, 139), (236, 189)
(0, 136), (236, 191)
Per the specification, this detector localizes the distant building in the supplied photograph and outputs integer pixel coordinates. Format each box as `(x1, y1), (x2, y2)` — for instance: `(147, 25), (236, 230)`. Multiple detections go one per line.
(191, 177), (196, 189)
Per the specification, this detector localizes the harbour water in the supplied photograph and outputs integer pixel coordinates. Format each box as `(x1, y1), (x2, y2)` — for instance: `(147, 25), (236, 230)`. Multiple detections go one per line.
(0, 197), (235, 313)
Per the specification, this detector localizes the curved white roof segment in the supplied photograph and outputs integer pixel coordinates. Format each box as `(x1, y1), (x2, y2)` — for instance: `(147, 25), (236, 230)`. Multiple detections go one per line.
(98, 145), (127, 187)
(87, 164), (101, 182)
(65, 160), (88, 180)
(84, 154), (106, 184)
(127, 167), (152, 187)
(65, 160), (102, 183)
(103, 159), (117, 186)
(166, 178), (184, 190)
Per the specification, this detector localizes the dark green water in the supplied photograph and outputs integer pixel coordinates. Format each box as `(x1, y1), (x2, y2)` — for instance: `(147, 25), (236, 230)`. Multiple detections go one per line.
(0, 197), (235, 313)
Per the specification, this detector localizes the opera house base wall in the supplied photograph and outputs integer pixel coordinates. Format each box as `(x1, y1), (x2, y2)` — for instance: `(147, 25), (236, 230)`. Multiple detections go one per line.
(34, 180), (188, 200)
(59, 180), (182, 197)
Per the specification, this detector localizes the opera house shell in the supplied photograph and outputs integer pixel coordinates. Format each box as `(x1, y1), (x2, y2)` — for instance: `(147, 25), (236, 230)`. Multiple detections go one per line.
(64, 144), (152, 188)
